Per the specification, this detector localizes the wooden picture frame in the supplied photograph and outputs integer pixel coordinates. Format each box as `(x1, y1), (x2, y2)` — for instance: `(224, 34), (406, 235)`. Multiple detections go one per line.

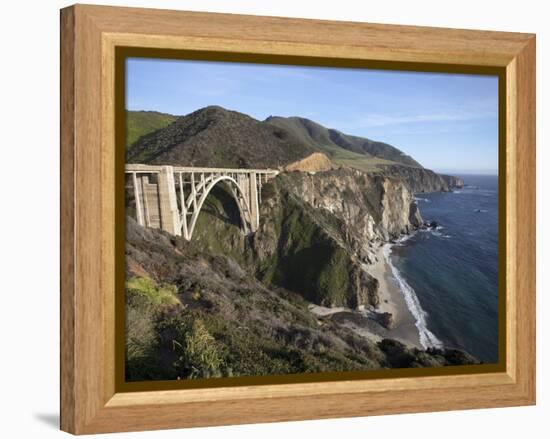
(60, 4), (536, 434)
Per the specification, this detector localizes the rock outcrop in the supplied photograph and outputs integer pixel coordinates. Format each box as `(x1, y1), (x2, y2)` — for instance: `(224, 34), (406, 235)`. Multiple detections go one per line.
(285, 152), (333, 173)
(189, 168), (422, 310)
(378, 164), (450, 193)
(439, 173), (465, 189)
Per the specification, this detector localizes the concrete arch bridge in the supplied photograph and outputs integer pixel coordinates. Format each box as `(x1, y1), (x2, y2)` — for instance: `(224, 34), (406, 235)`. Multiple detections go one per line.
(125, 164), (279, 240)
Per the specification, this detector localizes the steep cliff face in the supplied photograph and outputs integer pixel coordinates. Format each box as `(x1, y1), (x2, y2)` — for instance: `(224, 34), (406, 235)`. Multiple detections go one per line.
(240, 169), (421, 309)
(183, 168), (421, 310)
(439, 174), (465, 189)
(125, 217), (477, 381)
(378, 164), (450, 193)
(279, 169), (422, 246)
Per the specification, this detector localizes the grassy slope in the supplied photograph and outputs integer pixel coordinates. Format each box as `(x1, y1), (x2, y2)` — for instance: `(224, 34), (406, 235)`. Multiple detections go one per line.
(125, 107), (417, 173)
(319, 143), (401, 173)
(126, 110), (178, 147)
(265, 116), (412, 173)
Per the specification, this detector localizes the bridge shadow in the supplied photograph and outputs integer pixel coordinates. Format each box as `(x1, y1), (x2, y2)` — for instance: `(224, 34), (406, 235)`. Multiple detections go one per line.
(200, 184), (243, 229)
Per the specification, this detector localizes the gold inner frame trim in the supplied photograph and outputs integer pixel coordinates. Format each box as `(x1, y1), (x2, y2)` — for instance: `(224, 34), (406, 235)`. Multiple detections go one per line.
(105, 36), (508, 395)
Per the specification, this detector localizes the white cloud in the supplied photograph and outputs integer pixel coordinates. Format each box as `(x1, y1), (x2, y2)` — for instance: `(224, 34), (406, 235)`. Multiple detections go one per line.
(352, 110), (496, 128)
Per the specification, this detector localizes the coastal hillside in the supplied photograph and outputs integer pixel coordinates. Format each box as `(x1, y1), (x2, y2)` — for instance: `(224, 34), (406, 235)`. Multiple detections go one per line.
(126, 110), (177, 147)
(265, 115), (452, 190)
(265, 116), (422, 168)
(126, 106), (460, 193)
(126, 106), (315, 168)
(125, 209), (477, 381)
(124, 106), (478, 380)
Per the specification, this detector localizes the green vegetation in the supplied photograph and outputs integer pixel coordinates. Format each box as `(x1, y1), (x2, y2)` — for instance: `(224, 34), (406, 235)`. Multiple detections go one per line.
(165, 317), (225, 379)
(259, 202), (349, 306)
(124, 167), (478, 381)
(122, 108), (474, 380)
(126, 290), (384, 381)
(265, 115), (422, 170)
(126, 276), (180, 305)
(307, 140), (400, 173)
(126, 110), (177, 147)
(190, 184), (250, 266)
(126, 106), (314, 167)
(125, 106), (429, 174)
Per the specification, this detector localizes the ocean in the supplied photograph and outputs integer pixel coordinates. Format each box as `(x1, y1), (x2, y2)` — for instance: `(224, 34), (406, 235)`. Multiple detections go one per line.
(387, 175), (499, 363)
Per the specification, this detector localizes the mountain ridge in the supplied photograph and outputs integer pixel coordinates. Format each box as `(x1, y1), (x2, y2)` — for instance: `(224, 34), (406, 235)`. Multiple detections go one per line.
(265, 115), (422, 168)
(126, 110), (178, 147)
(126, 106), (315, 168)
(126, 106), (461, 192)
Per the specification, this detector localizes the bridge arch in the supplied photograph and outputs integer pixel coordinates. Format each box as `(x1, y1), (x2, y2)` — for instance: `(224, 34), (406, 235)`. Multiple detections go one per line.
(126, 164), (278, 240)
(185, 175), (253, 240)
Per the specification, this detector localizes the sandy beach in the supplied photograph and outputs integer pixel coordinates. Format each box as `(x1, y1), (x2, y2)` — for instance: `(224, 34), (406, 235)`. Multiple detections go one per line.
(369, 243), (422, 348)
(309, 242), (422, 349)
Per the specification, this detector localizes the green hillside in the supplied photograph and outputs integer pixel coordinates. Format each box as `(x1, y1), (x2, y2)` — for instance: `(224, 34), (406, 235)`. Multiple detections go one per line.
(126, 106), (315, 168)
(310, 142), (400, 173)
(265, 116), (421, 172)
(126, 110), (178, 147)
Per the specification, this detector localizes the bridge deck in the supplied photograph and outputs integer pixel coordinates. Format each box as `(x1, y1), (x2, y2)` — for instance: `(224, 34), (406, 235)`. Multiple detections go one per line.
(125, 164), (279, 175)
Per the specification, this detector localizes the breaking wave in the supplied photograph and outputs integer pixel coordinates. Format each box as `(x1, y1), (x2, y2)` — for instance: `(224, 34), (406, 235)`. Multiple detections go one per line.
(383, 239), (443, 349)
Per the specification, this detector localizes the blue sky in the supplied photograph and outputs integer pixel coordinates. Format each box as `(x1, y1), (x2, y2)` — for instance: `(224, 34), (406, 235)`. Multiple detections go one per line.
(127, 58), (499, 174)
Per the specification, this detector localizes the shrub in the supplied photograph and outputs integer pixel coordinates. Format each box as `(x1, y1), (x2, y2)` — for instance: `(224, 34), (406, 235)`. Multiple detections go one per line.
(126, 276), (180, 305)
(171, 318), (225, 379)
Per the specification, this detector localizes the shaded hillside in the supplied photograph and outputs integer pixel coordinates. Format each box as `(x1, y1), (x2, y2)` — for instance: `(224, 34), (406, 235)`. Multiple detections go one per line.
(125, 207), (478, 381)
(126, 110), (178, 147)
(265, 116), (422, 168)
(126, 106), (315, 168)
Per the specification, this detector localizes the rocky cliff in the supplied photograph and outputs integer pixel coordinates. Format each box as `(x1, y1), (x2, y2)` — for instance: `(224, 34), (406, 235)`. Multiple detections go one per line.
(250, 169), (422, 309)
(125, 215), (477, 381)
(185, 168), (421, 310)
(378, 164), (450, 193)
(284, 152), (333, 172)
(439, 174), (465, 189)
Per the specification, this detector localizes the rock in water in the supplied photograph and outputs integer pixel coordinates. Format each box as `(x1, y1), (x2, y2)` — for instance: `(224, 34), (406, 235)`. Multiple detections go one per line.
(439, 173), (465, 189)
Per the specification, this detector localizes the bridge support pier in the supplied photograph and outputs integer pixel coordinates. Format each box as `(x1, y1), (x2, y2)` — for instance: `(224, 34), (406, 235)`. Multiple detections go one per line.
(248, 171), (259, 232)
(158, 166), (181, 236)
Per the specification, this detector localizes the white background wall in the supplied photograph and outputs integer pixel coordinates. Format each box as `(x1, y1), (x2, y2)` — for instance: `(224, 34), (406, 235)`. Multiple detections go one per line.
(0, 0), (547, 437)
